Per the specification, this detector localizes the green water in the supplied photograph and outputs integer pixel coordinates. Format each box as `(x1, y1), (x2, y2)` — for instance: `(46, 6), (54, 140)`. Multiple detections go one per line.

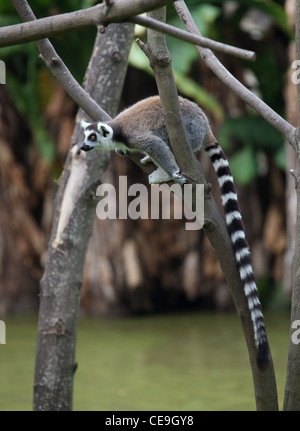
(0, 312), (290, 411)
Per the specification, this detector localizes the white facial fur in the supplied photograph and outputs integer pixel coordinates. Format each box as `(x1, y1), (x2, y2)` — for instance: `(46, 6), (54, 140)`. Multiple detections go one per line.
(80, 121), (114, 152)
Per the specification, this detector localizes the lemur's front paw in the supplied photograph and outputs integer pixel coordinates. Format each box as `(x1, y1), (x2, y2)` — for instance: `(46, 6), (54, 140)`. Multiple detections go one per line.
(115, 149), (128, 156)
(172, 173), (187, 185)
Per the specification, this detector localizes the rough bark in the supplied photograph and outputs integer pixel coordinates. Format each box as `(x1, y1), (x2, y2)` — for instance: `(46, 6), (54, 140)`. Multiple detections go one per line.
(283, 0), (300, 411)
(0, 0), (172, 47)
(283, 0), (297, 296)
(171, 2), (278, 410)
(33, 22), (134, 411)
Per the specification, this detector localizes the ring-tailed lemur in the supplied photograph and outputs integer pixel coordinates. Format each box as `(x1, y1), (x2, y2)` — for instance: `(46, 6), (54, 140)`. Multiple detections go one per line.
(80, 96), (269, 369)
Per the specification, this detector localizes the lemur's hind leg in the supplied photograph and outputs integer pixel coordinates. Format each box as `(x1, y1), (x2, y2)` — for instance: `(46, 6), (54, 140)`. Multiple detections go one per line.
(142, 135), (187, 184)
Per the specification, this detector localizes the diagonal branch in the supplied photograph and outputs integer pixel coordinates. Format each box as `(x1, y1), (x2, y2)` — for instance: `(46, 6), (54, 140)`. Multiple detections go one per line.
(0, 0), (172, 47)
(173, 1), (296, 149)
(130, 15), (255, 61)
(1, 0), (254, 61)
(283, 0), (300, 412)
(168, 1), (278, 411)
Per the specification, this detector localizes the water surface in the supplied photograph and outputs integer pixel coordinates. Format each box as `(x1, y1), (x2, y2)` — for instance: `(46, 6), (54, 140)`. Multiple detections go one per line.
(0, 312), (290, 410)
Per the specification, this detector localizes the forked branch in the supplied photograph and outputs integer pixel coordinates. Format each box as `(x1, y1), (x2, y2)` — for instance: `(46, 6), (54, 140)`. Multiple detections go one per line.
(142, 4), (278, 412)
(173, 1), (296, 149)
(2, 0), (254, 61)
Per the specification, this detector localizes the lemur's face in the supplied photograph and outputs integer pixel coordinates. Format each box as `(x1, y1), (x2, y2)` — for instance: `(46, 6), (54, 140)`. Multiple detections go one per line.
(80, 121), (113, 151)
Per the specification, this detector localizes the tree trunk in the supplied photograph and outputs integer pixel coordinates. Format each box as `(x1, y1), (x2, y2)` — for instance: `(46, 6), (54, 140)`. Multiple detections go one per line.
(283, 0), (300, 411)
(33, 22), (134, 411)
(284, 0), (297, 295)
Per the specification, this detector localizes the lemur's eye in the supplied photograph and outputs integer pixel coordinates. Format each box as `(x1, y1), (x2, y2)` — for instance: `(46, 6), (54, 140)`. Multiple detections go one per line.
(89, 133), (97, 142)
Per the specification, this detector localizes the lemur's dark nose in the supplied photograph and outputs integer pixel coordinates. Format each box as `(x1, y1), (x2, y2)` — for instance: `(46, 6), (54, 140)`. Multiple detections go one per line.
(80, 144), (92, 152)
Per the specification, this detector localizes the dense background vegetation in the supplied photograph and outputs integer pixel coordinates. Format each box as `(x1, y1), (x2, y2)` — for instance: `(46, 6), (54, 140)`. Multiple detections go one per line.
(0, 0), (293, 314)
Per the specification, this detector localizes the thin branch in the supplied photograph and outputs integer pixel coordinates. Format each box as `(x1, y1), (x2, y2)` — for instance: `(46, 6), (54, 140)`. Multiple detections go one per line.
(0, 0), (172, 47)
(283, 0), (300, 412)
(173, 1), (297, 149)
(131, 15), (256, 61)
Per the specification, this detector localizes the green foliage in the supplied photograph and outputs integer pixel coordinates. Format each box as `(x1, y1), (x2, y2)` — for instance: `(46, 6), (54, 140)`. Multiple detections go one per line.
(34, 122), (56, 163)
(219, 116), (283, 151)
(167, 4), (224, 121)
(230, 145), (257, 185)
(174, 74), (224, 122)
(204, 0), (291, 37)
(247, 47), (287, 112)
(219, 116), (284, 184)
(0, 0), (291, 180)
(0, 1), (96, 164)
(130, 4), (224, 118)
(201, 0), (288, 184)
(130, 0), (290, 170)
(166, 4), (221, 75)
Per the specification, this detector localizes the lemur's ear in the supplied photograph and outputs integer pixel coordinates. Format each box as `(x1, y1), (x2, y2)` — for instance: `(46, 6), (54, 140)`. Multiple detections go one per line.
(97, 123), (110, 138)
(80, 120), (91, 129)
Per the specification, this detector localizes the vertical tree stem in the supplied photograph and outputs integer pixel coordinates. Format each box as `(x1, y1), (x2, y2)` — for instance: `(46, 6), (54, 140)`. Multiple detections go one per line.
(283, 0), (300, 411)
(30, 22), (134, 410)
(171, 1), (278, 410)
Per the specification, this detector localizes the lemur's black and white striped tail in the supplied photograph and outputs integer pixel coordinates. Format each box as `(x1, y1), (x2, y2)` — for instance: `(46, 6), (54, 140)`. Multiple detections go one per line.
(205, 142), (269, 370)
